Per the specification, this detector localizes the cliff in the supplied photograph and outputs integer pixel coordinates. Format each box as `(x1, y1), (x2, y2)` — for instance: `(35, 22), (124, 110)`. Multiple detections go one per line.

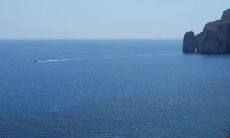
(183, 8), (230, 54)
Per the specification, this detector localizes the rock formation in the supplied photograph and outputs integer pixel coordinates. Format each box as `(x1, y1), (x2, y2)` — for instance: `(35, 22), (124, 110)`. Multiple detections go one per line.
(183, 31), (196, 53)
(183, 8), (230, 54)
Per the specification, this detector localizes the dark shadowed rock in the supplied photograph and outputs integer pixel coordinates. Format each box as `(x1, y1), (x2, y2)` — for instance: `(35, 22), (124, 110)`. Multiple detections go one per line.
(222, 8), (230, 21)
(183, 8), (230, 54)
(196, 27), (227, 54)
(183, 31), (196, 53)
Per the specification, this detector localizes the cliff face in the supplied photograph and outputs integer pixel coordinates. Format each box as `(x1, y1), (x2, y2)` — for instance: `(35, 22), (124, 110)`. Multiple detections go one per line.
(183, 8), (230, 54)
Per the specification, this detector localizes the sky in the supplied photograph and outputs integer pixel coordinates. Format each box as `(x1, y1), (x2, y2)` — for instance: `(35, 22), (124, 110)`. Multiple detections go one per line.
(0, 0), (229, 39)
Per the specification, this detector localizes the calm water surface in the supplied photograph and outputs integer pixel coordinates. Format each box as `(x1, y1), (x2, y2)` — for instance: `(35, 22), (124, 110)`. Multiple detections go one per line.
(0, 40), (230, 137)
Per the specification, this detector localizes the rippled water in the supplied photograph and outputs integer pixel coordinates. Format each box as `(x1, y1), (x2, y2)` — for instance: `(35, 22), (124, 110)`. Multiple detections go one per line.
(0, 40), (230, 137)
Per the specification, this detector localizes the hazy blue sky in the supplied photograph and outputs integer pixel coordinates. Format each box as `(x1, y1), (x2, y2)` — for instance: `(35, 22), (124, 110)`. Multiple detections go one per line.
(0, 0), (229, 39)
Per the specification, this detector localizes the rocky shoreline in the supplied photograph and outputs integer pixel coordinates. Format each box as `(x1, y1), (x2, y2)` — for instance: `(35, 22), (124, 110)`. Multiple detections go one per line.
(183, 8), (230, 54)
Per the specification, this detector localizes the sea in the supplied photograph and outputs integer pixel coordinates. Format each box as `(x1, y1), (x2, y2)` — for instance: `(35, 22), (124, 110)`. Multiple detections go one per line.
(0, 39), (230, 138)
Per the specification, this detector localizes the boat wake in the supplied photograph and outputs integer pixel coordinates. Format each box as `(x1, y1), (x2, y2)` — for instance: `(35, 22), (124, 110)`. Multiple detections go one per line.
(35, 53), (181, 63)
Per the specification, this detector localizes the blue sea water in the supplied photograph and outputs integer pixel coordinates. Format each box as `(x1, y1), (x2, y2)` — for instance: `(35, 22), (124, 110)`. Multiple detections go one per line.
(0, 39), (230, 138)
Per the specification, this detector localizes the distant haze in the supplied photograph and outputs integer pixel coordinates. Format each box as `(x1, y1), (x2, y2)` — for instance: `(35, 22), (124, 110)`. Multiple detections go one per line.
(0, 0), (229, 39)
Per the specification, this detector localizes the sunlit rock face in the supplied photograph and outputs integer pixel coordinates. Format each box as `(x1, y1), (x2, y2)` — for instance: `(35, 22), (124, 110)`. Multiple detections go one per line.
(183, 8), (230, 54)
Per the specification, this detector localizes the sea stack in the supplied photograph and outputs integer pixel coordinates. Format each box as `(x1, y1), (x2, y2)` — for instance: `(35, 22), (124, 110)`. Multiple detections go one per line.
(183, 8), (230, 54)
(183, 31), (196, 53)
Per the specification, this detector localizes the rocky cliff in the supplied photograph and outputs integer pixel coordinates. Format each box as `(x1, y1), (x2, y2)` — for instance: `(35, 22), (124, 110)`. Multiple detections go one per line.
(183, 8), (230, 54)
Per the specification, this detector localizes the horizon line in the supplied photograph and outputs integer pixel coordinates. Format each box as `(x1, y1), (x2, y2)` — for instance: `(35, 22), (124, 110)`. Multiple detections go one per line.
(0, 38), (182, 40)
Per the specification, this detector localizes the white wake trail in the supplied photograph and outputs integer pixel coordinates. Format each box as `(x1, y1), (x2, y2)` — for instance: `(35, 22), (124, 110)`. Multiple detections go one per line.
(35, 53), (181, 63)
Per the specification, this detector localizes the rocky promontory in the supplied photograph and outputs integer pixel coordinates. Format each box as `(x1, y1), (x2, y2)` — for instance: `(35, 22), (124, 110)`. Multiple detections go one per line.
(183, 8), (230, 54)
